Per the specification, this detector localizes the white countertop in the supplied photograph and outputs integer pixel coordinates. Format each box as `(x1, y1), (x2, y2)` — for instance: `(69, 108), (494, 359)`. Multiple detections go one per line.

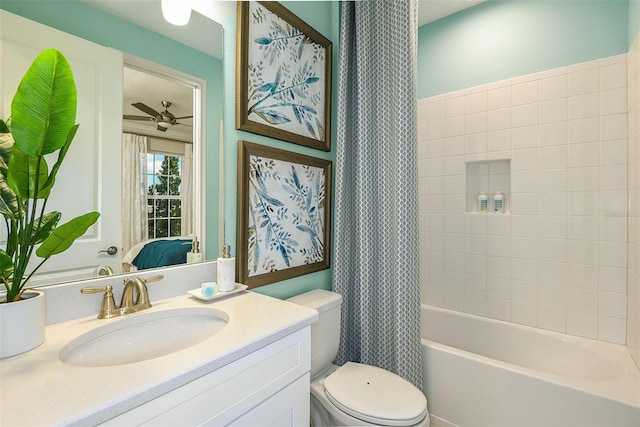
(0, 290), (318, 426)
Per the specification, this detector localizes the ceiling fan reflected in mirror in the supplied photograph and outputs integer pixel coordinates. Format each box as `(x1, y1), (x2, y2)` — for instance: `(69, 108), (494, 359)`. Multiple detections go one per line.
(124, 100), (193, 132)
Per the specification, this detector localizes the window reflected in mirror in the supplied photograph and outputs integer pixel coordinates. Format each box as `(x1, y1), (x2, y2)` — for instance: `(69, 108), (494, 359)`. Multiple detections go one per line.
(147, 152), (186, 239)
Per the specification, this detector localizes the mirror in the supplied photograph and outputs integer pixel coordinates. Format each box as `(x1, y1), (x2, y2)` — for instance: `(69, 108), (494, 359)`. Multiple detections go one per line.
(120, 61), (202, 275)
(0, 0), (224, 287)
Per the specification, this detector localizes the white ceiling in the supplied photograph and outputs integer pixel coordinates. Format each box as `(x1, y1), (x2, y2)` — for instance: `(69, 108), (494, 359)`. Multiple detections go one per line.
(418, 0), (486, 26)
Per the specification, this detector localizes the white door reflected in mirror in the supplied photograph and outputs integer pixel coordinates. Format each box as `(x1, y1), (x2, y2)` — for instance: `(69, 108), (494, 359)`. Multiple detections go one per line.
(1, 11), (123, 286)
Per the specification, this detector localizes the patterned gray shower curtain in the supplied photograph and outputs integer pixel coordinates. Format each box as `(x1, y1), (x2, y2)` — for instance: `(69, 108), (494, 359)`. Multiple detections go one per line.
(333, 0), (422, 388)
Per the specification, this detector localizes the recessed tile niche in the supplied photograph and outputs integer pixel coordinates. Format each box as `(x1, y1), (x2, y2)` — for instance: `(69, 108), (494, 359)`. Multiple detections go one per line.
(466, 159), (510, 214)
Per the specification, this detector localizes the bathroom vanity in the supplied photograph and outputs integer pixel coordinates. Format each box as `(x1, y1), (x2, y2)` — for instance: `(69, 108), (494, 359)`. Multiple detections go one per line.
(0, 283), (317, 426)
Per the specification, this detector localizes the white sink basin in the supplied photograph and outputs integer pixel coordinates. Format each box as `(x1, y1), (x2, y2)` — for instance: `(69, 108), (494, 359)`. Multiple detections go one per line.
(59, 307), (228, 367)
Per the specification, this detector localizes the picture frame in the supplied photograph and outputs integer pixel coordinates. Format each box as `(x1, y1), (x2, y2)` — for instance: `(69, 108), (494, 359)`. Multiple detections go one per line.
(236, 1), (332, 152)
(236, 140), (332, 287)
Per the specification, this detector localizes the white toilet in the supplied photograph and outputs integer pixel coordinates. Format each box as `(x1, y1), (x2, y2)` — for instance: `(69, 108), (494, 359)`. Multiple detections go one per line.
(288, 289), (429, 427)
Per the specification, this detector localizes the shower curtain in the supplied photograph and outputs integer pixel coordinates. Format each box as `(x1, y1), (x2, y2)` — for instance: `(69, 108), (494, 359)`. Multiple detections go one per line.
(333, 0), (422, 388)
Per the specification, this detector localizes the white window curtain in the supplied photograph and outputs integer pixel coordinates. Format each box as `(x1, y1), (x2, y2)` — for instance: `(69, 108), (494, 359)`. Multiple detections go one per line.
(122, 133), (148, 257)
(181, 142), (194, 236)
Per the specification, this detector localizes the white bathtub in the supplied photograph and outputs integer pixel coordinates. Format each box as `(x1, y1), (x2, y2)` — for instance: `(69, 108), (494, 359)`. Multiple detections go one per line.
(421, 305), (640, 427)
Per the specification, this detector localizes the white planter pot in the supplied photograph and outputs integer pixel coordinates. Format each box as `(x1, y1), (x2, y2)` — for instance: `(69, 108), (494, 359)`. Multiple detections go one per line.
(0, 290), (45, 359)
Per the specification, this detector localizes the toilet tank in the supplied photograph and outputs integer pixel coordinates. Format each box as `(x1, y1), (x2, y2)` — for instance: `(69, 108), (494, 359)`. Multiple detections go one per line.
(287, 289), (343, 379)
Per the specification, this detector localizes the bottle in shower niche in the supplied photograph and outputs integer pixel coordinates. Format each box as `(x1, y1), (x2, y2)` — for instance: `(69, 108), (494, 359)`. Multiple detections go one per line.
(216, 245), (236, 292)
(478, 192), (488, 213)
(493, 191), (504, 213)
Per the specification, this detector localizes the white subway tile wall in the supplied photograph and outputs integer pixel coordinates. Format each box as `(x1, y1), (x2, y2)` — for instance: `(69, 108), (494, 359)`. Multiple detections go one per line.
(628, 33), (640, 366)
(418, 53), (630, 344)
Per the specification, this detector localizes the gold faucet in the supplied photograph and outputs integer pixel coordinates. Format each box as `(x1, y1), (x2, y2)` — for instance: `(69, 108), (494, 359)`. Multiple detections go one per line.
(81, 274), (164, 319)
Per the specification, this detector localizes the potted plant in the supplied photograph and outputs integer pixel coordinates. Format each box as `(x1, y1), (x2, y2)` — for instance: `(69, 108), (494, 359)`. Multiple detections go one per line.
(0, 48), (100, 358)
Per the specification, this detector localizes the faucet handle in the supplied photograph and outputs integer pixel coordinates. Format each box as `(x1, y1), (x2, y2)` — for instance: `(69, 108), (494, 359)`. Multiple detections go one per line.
(81, 286), (109, 294)
(81, 285), (119, 319)
(143, 274), (164, 284)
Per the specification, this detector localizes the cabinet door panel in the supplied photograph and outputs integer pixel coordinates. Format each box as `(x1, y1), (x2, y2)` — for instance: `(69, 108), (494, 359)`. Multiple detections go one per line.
(221, 374), (310, 427)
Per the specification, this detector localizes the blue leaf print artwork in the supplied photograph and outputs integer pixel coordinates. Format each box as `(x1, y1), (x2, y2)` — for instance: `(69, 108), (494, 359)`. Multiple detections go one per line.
(248, 154), (326, 276)
(247, 1), (326, 141)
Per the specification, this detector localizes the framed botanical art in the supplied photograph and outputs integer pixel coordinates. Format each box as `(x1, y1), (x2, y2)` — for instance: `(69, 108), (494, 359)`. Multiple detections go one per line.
(236, 141), (332, 287)
(236, 1), (332, 152)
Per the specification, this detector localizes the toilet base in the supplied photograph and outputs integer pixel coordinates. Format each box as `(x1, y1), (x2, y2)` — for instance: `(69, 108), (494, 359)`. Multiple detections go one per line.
(310, 364), (430, 427)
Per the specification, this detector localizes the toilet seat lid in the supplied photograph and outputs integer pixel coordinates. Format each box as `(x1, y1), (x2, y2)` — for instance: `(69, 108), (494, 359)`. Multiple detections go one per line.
(324, 362), (428, 426)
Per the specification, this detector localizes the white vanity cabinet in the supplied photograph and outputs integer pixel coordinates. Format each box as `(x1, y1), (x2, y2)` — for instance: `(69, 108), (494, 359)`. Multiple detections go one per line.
(102, 327), (311, 426)
(1, 287), (317, 426)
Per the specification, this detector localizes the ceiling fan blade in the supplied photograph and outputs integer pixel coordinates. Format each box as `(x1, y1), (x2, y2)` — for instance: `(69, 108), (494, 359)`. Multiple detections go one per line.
(123, 115), (155, 121)
(175, 123), (193, 127)
(132, 102), (161, 117)
(174, 115), (193, 120)
(156, 124), (168, 132)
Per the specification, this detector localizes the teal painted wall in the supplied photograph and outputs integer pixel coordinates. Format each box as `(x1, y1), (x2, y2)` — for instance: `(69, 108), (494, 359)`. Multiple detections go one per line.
(418, 0), (630, 98)
(218, 2), (339, 299)
(631, 0), (640, 46)
(0, 0), (223, 261)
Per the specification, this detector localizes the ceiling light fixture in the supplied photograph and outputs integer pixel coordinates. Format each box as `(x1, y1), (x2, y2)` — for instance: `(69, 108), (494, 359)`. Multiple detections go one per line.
(161, 0), (192, 26)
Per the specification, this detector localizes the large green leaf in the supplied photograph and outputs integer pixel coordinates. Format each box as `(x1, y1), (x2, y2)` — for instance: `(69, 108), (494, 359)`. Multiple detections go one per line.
(0, 125), (19, 219)
(36, 211), (100, 259)
(6, 146), (49, 200)
(10, 49), (77, 157)
(4, 220), (18, 258)
(0, 173), (21, 220)
(32, 211), (61, 244)
(0, 129), (13, 175)
(0, 250), (14, 280)
(40, 124), (78, 195)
